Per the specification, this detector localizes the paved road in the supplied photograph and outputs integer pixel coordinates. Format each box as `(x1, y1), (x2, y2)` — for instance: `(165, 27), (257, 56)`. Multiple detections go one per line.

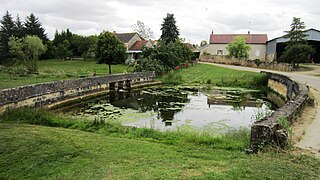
(202, 62), (320, 157)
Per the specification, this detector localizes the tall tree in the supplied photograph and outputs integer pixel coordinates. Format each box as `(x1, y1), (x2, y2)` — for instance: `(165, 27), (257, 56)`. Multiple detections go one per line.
(160, 13), (179, 44)
(280, 17), (314, 67)
(24, 13), (47, 42)
(283, 17), (308, 44)
(0, 11), (15, 64)
(131, 21), (155, 39)
(14, 14), (24, 38)
(227, 36), (251, 59)
(95, 31), (127, 74)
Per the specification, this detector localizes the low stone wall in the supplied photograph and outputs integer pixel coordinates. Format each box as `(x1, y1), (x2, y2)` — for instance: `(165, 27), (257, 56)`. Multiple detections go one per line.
(248, 72), (309, 152)
(200, 55), (293, 71)
(0, 72), (156, 112)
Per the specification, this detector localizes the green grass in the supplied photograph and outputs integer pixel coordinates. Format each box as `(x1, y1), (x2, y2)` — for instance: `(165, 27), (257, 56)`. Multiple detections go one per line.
(0, 59), (133, 89)
(1, 122), (319, 179)
(1, 108), (320, 179)
(161, 64), (268, 89)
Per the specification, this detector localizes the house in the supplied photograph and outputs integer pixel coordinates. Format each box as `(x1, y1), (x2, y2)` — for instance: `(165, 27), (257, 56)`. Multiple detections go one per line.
(127, 40), (154, 60)
(115, 32), (154, 61)
(200, 32), (268, 61)
(266, 28), (320, 63)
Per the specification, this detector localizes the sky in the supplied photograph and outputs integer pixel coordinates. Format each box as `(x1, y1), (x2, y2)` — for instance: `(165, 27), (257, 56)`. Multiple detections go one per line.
(1, 0), (320, 44)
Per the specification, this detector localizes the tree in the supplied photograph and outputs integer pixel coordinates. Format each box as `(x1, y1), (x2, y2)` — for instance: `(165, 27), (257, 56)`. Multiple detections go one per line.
(279, 17), (314, 67)
(200, 40), (208, 47)
(0, 11), (15, 65)
(160, 13), (179, 43)
(24, 13), (47, 42)
(283, 17), (308, 44)
(226, 36), (250, 59)
(14, 14), (24, 38)
(131, 21), (154, 39)
(8, 35), (46, 73)
(95, 31), (127, 74)
(55, 40), (72, 60)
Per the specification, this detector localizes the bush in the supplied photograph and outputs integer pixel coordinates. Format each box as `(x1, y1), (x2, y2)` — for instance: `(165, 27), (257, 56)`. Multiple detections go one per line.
(134, 58), (165, 75)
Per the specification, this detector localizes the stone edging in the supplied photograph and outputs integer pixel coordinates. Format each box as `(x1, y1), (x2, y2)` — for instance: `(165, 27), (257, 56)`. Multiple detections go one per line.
(248, 72), (309, 152)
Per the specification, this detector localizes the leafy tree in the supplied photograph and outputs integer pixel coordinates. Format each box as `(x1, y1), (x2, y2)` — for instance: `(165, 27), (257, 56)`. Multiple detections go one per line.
(279, 17), (314, 67)
(131, 21), (154, 39)
(160, 13), (179, 43)
(226, 36), (250, 59)
(95, 31), (127, 74)
(138, 40), (193, 72)
(134, 58), (165, 75)
(279, 44), (314, 67)
(55, 40), (72, 60)
(200, 40), (208, 47)
(24, 13), (47, 42)
(8, 35), (46, 73)
(0, 11), (15, 65)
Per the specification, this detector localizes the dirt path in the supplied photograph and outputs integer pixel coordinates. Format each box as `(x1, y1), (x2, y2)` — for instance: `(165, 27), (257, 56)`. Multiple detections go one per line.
(201, 62), (320, 157)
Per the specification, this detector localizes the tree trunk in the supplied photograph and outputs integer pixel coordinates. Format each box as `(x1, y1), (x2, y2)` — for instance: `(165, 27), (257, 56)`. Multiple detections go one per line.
(108, 62), (112, 74)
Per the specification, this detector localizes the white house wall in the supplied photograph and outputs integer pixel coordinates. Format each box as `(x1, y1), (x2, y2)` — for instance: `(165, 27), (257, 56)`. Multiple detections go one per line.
(200, 44), (266, 61)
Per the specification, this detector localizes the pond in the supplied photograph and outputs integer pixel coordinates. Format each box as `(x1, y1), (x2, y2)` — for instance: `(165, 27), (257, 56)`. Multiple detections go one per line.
(60, 85), (272, 133)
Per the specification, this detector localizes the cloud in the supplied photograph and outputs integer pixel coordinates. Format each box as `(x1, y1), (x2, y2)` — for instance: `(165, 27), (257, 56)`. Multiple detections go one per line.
(1, 0), (319, 44)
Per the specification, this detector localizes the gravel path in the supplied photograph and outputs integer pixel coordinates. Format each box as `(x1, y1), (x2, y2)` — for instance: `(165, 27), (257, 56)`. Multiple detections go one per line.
(201, 62), (320, 157)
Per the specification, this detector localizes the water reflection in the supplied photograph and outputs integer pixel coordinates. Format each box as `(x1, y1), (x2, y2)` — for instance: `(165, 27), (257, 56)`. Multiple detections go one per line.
(63, 86), (271, 132)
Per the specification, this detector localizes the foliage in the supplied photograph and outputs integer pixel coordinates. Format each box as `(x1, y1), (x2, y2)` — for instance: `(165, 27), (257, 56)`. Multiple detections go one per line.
(96, 31), (127, 74)
(279, 17), (314, 67)
(55, 40), (72, 60)
(227, 36), (251, 59)
(160, 13), (180, 44)
(131, 20), (154, 39)
(24, 13), (48, 42)
(8, 35), (46, 73)
(134, 58), (165, 75)
(200, 40), (208, 47)
(136, 40), (193, 73)
(283, 17), (308, 44)
(0, 11), (15, 65)
(279, 43), (315, 67)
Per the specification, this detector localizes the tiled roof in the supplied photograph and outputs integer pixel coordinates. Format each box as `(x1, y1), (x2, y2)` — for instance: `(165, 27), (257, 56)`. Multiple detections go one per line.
(210, 34), (268, 44)
(116, 32), (138, 43)
(129, 40), (148, 51)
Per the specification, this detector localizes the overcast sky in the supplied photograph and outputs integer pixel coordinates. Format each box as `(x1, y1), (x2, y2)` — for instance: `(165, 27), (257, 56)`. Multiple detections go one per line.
(1, 0), (320, 44)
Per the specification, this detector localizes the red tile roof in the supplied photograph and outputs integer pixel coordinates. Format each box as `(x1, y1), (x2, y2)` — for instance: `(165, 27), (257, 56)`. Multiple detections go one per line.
(210, 34), (267, 44)
(129, 40), (148, 51)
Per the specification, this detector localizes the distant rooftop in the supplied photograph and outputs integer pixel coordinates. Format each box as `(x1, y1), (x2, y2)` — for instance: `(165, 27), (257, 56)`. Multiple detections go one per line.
(129, 40), (148, 51)
(210, 33), (268, 44)
(115, 32), (138, 43)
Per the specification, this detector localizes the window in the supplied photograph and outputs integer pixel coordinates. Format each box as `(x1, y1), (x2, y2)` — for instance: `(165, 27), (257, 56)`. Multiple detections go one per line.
(255, 50), (260, 57)
(217, 50), (223, 55)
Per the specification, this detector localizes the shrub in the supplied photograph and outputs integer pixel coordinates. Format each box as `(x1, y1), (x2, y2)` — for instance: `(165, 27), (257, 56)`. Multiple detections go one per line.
(134, 58), (165, 75)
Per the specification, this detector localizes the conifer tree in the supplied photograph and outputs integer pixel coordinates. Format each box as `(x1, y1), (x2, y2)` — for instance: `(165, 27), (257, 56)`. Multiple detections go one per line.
(24, 13), (47, 42)
(0, 11), (15, 64)
(160, 13), (179, 43)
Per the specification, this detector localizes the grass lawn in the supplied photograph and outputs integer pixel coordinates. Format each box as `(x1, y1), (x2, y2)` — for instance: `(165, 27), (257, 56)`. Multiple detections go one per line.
(161, 64), (267, 89)
(0, 59), (133, 89)
(1, 123), (319, 179)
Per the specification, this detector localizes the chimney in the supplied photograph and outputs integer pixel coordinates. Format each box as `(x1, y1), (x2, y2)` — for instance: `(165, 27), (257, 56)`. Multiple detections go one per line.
(248, 30), (250, 35)
(211, 30), (213, 34)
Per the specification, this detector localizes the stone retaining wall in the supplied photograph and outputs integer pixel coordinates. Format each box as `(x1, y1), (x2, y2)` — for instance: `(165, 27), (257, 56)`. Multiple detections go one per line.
(200, 55), (293, 71)
(0, 72), (156, 112)
(248, 72), (309, 152)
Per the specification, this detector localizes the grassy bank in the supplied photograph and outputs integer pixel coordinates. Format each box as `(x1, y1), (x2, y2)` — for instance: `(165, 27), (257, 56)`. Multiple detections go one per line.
(0, 59), (133, 89)
(1, 121), (320, 179)
(161, 64), (267, 89)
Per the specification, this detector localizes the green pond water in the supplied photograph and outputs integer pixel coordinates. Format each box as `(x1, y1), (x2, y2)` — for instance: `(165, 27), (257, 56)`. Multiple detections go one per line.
(62, 85), (272, 133)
